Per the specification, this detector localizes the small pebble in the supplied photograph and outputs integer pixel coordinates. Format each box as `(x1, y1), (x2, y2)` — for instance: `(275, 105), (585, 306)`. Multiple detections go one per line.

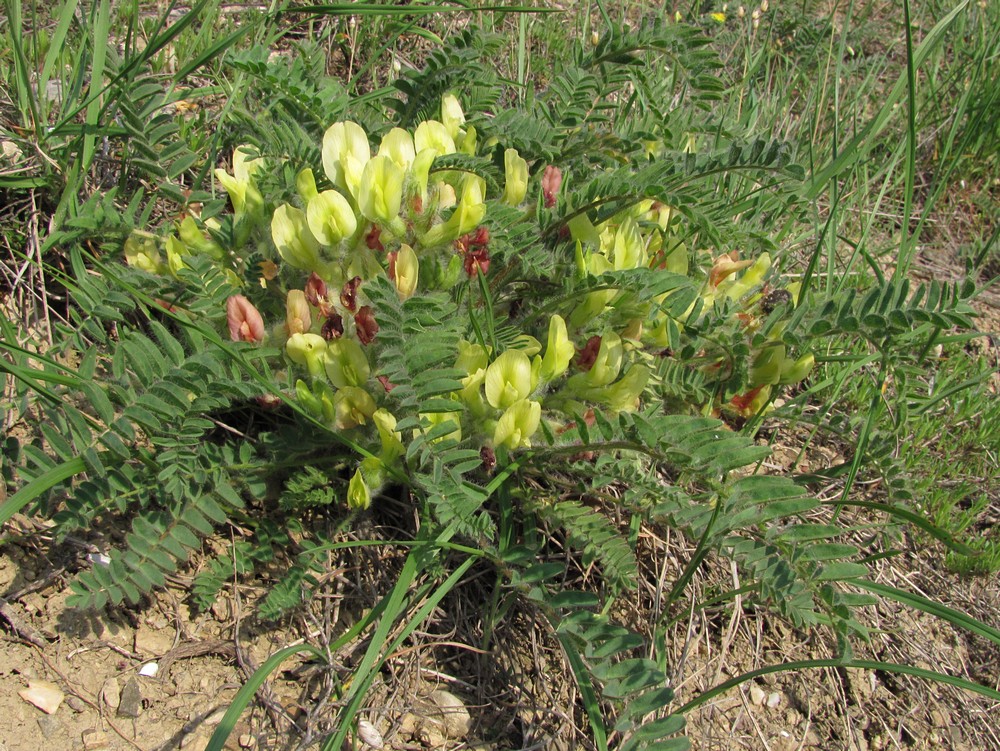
(37, 714), (61, 738)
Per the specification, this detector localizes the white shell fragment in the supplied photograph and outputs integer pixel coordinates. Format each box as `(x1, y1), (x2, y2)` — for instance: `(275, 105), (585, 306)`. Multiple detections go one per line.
(357, 719), (384, 749)
(87, 553), (111, 566)
(19, 680), (65, 714)
(138, 662), (159, 677)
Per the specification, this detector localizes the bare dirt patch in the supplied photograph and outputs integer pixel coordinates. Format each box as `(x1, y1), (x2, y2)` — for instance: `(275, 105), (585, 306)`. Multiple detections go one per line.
(1, 510), (998, 751)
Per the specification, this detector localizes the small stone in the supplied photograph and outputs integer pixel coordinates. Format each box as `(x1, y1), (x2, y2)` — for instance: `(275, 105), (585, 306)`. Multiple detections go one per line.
(429, 689), (472, 737)
(82, 729), (111, 751)
(118, 677), (143, 718)
(238, 734), (255, 748)
(766, 691), (781, 708)
(749, 684), (766, 706)
(357, 719), (383, 748)
(139, 662), (159, 677)
(205, 707), (228, 726)
(181, 732), (210, 751)
(135, 625), (174, 657)
(19, 680), (64, 714)
(36, 714), (61, 738)
(102, 677), (121, 710)
(66, 696), (87, 712)
(211, 597), (233, 622)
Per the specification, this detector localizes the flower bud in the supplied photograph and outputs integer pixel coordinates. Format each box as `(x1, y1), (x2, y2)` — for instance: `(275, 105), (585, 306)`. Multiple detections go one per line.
(542, 165), (562, 208)
(227, 295), (266, 343)
(285, 289), (311, 336)
(410, 148), (437, 205)
(215, 145), (264, 219)
(179, 216), (224, 260)
(457, 124), (477, 155)
(414, 119), (456, 157)
(502, 148), (529, 206)
(389, 244), (419, 300)
(373, 408), (404, 463)
(600, 364), (650, 411)
(295, 378), (324, 416)
(749, 344), (785, 386)
(124, 231), (165, 274)
(485, 350), (533, 410)
(778, 352), (815, 385)
(296, 168), (319, 203)
(568, 332), (623, 390)
(165, 235), (189, 277)
(377, 127), (416, 171)
(538, 315), (575, 383)
(358, 155), (404, 227)
(307, 190), (358, 246)
(610, 217), (646, 271)
(441, 94), (466, 139)
(493, 398), (541, 450)
(325, 338), (371, 388)
(322, 121), (371, 201)
(347, 467), (371, 509)
(286, 333), (328, 377)
(334, 386), (377, 430)
(272, 203), (322, 272)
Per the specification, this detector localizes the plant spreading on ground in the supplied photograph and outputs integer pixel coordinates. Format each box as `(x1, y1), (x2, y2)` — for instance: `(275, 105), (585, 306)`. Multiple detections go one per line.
(1, 2), (998, 750)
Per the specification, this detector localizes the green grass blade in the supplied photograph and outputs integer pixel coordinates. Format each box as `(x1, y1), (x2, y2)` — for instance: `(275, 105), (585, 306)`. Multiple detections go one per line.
(0, 457), (87, 529)
(205, 644), (328, 751)
(3, 0), (41, 133)
(804, 0), (971, 200)
(39, 0), (80, 103)
(677, 658), (1000, 715)
(557, 629), (609, 751)
(173, 24), (256, 81)
(80, 0), (112, 174)
(896, 0), (918, 277)
(281, 3), (558, 16)
(856, 581), (1000, 646)
(822, 498), (978, 556)
(321, 550), (478, 750)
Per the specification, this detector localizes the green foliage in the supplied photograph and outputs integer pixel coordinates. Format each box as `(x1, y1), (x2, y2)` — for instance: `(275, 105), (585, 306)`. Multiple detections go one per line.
(1, 5), (996, 750)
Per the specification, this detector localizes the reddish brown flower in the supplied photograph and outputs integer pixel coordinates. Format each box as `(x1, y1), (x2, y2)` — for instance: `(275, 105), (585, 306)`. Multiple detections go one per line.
(576, 335), (602, 371)
(376, 375), (397, 392)
(354, 306), (379, 345)
(542, 165), (562, 208)
(479, 446), (496, 475)
(463, 247), (490, 277)
(305, 272), (328, 308)
(340, 276), (362, 313)
(365, 224), (384, 252)
(730, 385), (764, 413)
(226, 295), (265, 343)
(321, 312), (344, 340)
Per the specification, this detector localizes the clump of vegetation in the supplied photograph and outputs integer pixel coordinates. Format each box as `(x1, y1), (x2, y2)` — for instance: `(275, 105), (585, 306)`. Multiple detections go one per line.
(1, 1), (997, 749)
